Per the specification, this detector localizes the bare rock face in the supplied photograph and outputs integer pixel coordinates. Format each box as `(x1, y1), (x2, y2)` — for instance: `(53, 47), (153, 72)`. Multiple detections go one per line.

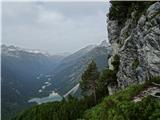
(107, 2), (160, 92)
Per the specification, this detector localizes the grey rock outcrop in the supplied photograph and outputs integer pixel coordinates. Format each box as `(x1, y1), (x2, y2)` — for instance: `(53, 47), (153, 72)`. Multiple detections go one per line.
(107, 2), (160, 92)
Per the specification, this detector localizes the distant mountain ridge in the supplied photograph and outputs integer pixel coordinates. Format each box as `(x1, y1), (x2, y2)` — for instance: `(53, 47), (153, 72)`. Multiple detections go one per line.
(2, 44), (50, 56)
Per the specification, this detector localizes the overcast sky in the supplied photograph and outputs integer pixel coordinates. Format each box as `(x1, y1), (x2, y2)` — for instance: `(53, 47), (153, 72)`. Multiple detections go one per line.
(2, 2), (110, 55)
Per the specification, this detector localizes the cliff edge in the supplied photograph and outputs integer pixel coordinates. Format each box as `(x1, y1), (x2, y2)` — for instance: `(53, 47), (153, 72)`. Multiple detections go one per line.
(108, 2), (160, 93)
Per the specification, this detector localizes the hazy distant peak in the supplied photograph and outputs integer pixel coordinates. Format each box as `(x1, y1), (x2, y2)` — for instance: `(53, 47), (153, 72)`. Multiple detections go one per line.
(83, 44), (97, 51)
(55, 52), (71, 57)
(99, 40), (109, 47)
(2, 44), (50, 56)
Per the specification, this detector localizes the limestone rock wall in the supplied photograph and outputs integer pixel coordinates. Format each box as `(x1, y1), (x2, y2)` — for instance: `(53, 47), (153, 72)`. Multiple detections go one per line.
(107, 2), (160, 90)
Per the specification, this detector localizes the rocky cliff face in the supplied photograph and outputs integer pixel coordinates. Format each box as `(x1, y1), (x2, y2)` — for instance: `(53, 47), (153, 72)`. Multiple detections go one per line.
(107, 2), (160, 93)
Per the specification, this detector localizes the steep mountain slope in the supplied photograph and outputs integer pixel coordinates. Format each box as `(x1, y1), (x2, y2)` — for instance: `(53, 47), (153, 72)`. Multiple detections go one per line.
(107, 1), (160, 93)
(1, 45), (65, 120)
(52, 40), (111, 95)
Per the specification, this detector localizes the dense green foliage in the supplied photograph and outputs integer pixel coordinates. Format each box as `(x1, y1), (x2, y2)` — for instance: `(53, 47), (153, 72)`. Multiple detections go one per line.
(80, 60), (100, 104)
(108, 1), (155, 25)
(99, 69), (117, 85)
(84, 77), (160, 120)
(111, 54), (120, 72)
(99, 54), (120, 86)
(11, 95), (94, 120)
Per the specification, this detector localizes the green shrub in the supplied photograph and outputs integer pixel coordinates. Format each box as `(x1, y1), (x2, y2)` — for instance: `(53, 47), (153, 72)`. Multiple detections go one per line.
(83, 77), (160, 120)
(98, 54), (120, 87)
(132, 58), (139, 70)
(111, 54), (120, 72)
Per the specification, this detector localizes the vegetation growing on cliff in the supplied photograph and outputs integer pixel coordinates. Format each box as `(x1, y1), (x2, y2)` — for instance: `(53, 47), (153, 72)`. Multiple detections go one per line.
(132, 58), (139, 70)
(99, 54), (120, 86)
(108, 1), (155, 25)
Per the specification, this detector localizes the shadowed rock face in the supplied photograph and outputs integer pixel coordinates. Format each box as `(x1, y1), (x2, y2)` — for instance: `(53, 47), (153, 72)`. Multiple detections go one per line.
(107, 2), (160, 92)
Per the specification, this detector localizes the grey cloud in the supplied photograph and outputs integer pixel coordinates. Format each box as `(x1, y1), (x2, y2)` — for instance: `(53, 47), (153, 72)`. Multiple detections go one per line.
(2, 2), (110, 54)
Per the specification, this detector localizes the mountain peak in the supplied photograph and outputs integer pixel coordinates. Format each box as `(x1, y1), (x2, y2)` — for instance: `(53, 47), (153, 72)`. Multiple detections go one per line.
(2, 44), (50, 56)
(99, 40), (109, 47)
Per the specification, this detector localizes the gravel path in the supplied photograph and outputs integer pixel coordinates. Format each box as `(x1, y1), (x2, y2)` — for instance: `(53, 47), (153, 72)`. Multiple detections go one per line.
(133, 83), (160, 102)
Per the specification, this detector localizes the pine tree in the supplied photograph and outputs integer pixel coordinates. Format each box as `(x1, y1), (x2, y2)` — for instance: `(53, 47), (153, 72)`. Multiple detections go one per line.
(80, 60), (99, 104)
